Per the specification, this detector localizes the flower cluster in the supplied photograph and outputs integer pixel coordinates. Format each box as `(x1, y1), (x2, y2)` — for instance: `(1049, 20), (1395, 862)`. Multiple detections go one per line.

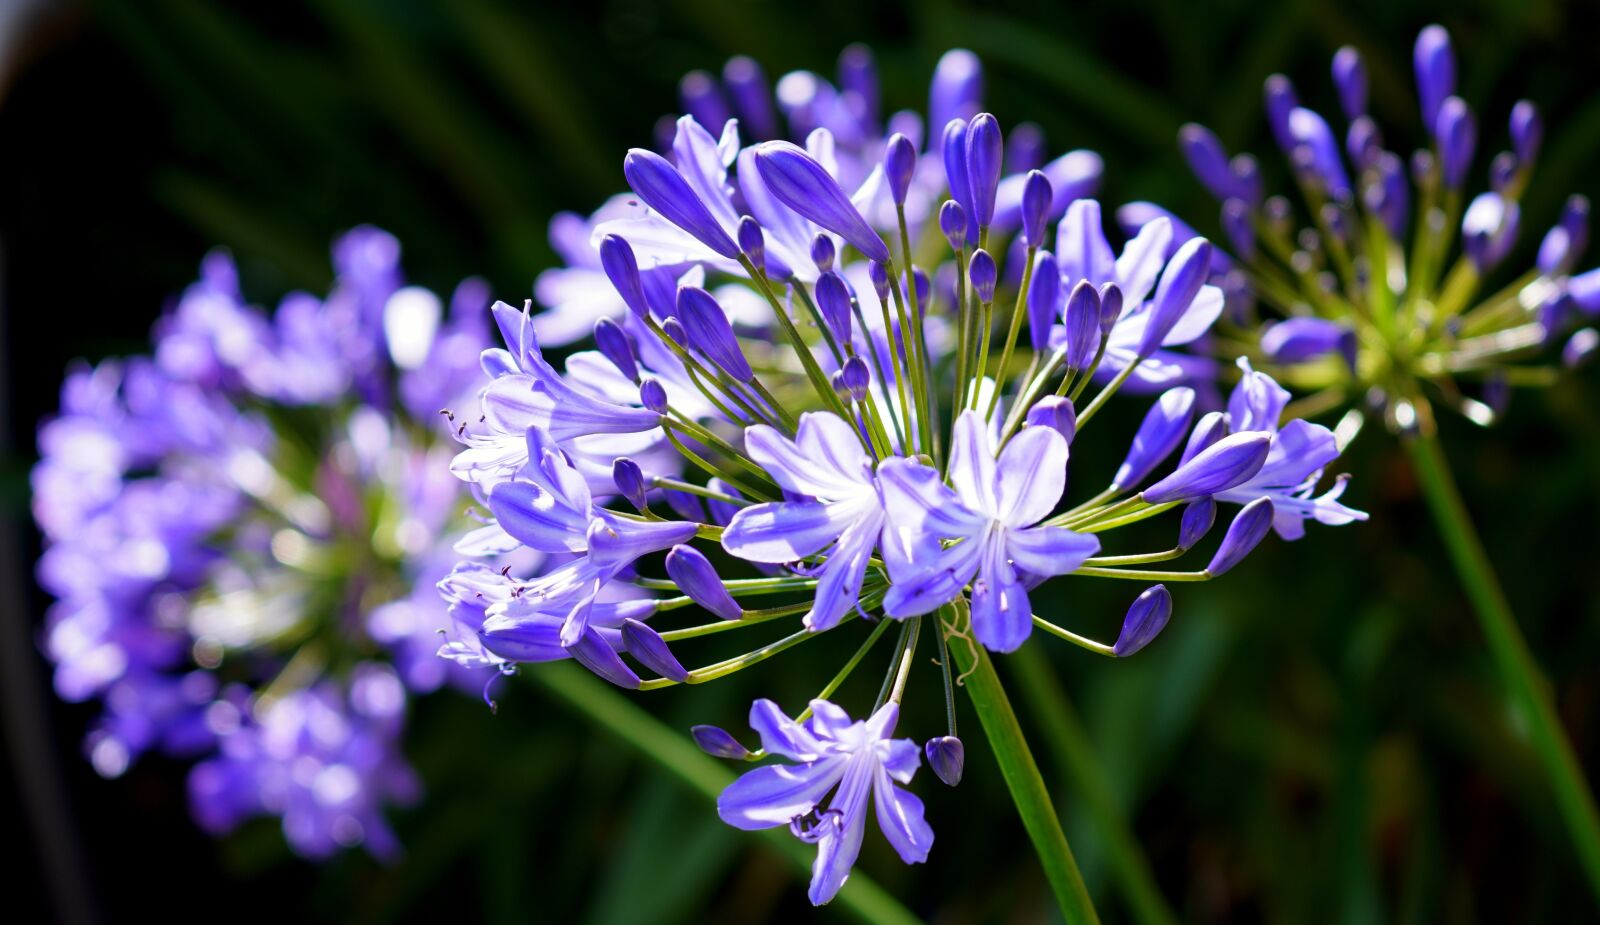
(1171, 24), (1600, 434)
(32, 228), (497, 859)
(442, 46), (1364, 903)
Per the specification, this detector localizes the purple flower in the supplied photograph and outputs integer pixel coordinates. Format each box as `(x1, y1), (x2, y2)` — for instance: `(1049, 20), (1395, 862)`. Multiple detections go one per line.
(721, 413), (885, 632)
(717, 699), (932, 905)
(752, 141), (890, 263)
(1212, 360), (1367, 539)
(879, 411), (1099, 651)
(1051, 200), (1224, 391)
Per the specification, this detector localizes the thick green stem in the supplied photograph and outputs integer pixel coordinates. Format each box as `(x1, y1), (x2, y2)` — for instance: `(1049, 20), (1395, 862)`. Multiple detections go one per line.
(1011, 646), (1179, 925)
(527, 663), (924, 925)
(942, 605), (1101, 923)
(1405, 431), (1600, 904)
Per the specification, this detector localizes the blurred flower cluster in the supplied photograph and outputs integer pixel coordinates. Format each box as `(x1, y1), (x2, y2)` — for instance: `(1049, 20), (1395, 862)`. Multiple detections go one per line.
(440, 46), (1363, 902)
(32, 228), (497, 859)
(1173, 24), (1600, 434)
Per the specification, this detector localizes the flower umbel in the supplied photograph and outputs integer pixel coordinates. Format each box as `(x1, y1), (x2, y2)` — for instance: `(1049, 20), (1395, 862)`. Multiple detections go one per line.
(443, 45), (1362, 904)
(1170, 24), (1600, 435)
(33, 228), (499, 859)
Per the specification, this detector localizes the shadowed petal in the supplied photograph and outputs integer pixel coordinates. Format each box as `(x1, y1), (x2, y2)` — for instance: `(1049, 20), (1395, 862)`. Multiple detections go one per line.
(718, 758), (846, 831)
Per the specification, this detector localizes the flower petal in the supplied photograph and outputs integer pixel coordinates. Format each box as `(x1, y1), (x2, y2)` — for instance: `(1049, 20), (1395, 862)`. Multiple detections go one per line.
(717, 758), (846, 831)
(873, 773), (934, 865)
(722, 500), (853, 563)
(1005, 525), (1100, 577)
(995, 425), (1067, 527)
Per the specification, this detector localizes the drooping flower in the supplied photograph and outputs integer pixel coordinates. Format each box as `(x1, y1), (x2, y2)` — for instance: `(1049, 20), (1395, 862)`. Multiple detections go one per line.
(718, 699), (932, 905)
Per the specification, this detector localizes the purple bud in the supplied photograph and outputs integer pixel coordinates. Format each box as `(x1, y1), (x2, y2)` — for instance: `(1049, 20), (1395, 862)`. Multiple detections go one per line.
(679, 70), (730, 133)
(1231, 154), (1263, 205)
(621, 619), (689, 683)
(1489, 152), (1518, 195)
(1221, 199), (1256, 261)
(1178, 498), (1217, 549)
(1098, 283), (1124, 337)
(911, 266), (932, 313)
(1179, 123), (1239, 202)
(925, 736), (965, 786)
(1263, 74), (1300, 152)
(751, 141), (889, 263)
(723, 57), (778, 139)
(1063, 279), (1101, 370)
(1007, 122), (1046, 173)
(1510, 101), (1542, 164)
(969, 249), (997, 303)
(665, 544), (742, 621)
(613, 458), (648, 511)
(1261, 317), (1356, 366)
(1371, 152), (1410, 239)
(1206, 497), (1274, 576)
(1331, 46), (1368, 119)
(1564, 328), (1599, 368)
(815, 270), (854, 345)
(885, 133), (917, 206)
(1346, 117), (1382, 169)
(1138, 238), (1213, 358)
(929, 50), (983, 144)
(1414, 25), (1456, 139)
(1538, 195), (1590, 276)
(593, 317), (639, 382)
(1289, 107), (1352, 200)
(1021, 169), (1053, 247)
(838, 43), (880, 132)
(661, 316), (688, 347)
(624, 149), (740, 259)
(737, 216), (766, 269)
(1114, 387), (1197, 490)
(692, 724), (752, 760)
(1025, 395), (1076, 444)
(869, 260), (891, 302)
(966, 113), (1003, 228)
(839, 355), (871, 400)
(942, 118), (977, 244)
(1179, 411), (1228, 466)
(1028, 252), (1062, 353)
(1113, 585), (1172, 657)
(1462, 192), (1519, 270)
(677, 286), (752, 382)
(1142, 431), (1271, 504)
(663, 488), (706, 522)
(1435, 97), (1476, 189)
(600, 234), (651, 319)
(568, 627), (642, 689)
(639, 378), (668, 413)
(810, 233), (836, 273)
(939, 199), (968, 252)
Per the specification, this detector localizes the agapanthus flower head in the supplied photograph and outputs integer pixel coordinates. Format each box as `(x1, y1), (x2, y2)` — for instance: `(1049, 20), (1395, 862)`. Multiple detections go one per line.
(34, 228), (501, 859)
(441, 45), (1362, 905)
(1171, 25), (1600, 435)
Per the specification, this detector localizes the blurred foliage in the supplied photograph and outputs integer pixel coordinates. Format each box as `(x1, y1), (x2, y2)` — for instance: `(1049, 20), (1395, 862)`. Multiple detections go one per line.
(4, 0), (1600, 922)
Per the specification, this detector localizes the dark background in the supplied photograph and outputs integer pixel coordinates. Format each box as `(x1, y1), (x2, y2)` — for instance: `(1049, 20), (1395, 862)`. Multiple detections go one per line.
(3, 0), (1599, 921)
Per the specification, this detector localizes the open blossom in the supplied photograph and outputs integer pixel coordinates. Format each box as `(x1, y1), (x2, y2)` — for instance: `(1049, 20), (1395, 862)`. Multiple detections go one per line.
(721, 413), (885, 632)
(880, 412), (1099, 652)
(433, 43), (1363, 903)
(718, 699), (932, 905)
(33, 228), (500, 858)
